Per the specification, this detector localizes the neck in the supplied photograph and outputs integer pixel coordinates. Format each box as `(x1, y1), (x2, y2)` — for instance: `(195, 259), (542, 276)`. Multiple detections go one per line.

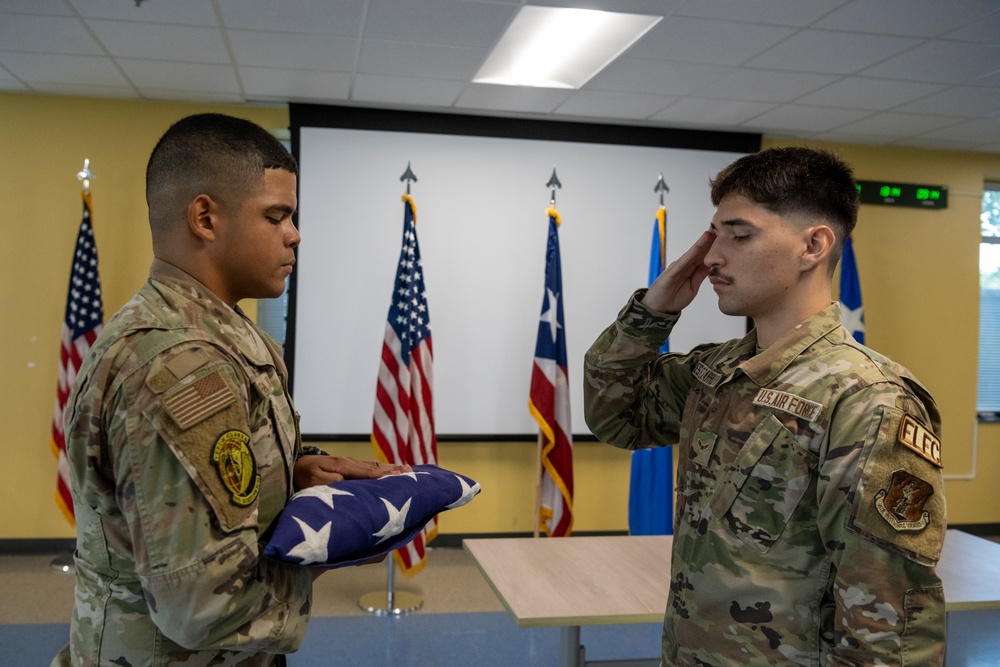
(754, 280), (832, 349)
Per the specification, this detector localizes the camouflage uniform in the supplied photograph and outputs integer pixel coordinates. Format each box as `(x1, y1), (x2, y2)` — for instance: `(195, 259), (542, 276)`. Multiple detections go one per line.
(53, 259), (312, 667)
(584, 291), (946, 667)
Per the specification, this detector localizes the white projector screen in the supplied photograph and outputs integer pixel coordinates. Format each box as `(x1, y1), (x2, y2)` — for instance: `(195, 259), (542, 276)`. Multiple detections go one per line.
(288, 106), (758, 439)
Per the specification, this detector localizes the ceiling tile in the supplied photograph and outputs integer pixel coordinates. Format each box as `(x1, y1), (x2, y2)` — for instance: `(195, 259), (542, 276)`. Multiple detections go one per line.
(816, 0), (1000, 37)
(895, 85), (1000, 117)
(0, 80), (30, 92)
(795, 77), (947, 110)
(747, 29), (921, 74)
(364, 0), (516, 48)
(942, 9), (1000, 44)
(672, 0), (847, 27)
(217, 0), (364, 36)
(454, 83), (571, 114)
(530, 0), (678, 14)
(358, 41), (486, 80)
(1, 0), (73, 17)
(627, 17), (793, 66)
(0, 52), (128, 86)
(87, 20), (229, 63)
(834, 111), (965, 136)
(229, 30), (357, 70)
(693, 68), (839, 103)
(119, 59), (241, 94)
(744, 104), (872, 133)
(352, 73), (466, 107)
(861, 40), (1000, 84)
(586, 57), (733, 96)
(0, 14), (102, 55)
(914, 118), (1000, 144)
(650, 97), (777, 127)
(241, 67), (353, 102)
(70, 0), (218, 25)
(553, 90), (675, 120)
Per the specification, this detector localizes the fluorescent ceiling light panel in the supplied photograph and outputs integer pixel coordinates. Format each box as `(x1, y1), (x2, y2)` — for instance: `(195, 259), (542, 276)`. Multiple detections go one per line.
(474, 6), (661, 89)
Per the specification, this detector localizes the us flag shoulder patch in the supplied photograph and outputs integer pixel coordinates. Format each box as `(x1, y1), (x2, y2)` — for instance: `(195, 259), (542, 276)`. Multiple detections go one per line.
(163, 370), (236, 430)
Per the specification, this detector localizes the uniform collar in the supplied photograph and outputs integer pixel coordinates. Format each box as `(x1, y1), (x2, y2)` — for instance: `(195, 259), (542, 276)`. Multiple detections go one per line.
(738, 303), (843, 386)
(147, 258), (273, 368)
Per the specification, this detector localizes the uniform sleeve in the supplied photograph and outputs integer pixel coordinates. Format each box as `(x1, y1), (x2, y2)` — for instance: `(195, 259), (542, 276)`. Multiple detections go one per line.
(583, 290), (693, 449)
(817, 383), (946, 665)
(110, 344), (313, 654)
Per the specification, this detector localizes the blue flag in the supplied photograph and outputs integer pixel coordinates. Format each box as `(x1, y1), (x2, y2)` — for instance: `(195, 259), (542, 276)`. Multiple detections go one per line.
(839, 235), (865, 344)
(628, 207), (673, 536)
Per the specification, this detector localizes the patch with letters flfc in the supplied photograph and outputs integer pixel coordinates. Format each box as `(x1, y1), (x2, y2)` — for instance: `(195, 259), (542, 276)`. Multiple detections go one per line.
(212, 430), (260, 507)
(874, 469), (933, 532)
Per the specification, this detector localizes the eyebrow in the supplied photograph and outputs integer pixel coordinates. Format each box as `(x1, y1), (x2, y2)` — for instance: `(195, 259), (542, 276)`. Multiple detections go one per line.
(266, 204), (296, 217)
(710, 217), (756, 232)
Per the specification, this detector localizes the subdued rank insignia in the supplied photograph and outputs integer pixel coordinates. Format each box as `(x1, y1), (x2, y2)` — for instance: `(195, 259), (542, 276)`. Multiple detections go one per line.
(874, 469), (934, 532)
(212, 430), (260, 507)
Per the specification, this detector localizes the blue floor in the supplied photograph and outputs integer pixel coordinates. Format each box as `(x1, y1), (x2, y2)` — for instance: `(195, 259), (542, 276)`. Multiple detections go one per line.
(14, 609), (1000, 666)
(12, 613), (662, 667)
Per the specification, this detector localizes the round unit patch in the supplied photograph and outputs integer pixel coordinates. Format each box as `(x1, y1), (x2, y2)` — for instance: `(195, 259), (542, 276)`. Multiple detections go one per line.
(212, 430), (260, 507)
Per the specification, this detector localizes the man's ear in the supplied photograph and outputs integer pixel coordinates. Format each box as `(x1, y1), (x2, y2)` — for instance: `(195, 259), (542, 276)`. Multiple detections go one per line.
(800, 225), (835, 272)
(187, 194), (219, 242)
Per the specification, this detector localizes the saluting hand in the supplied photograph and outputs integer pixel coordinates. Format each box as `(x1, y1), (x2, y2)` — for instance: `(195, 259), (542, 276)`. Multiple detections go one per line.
(642, 229), (716, 314)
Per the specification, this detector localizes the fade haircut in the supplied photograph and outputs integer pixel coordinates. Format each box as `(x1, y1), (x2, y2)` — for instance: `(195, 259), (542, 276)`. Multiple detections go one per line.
(145, 113), (297, 235)
(710, 147), (859, 270)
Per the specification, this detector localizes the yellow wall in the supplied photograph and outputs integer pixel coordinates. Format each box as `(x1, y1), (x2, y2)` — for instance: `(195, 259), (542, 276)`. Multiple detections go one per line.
(1, 93), (997, 541)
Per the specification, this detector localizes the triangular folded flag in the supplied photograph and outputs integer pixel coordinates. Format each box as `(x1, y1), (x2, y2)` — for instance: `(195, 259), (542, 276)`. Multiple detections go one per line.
(264, 464), (479, 568)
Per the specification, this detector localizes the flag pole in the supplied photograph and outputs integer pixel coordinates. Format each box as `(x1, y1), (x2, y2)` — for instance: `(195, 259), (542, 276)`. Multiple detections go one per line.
(534, 169), (562, 539)
(359, 163), (425, 615)
(51, 159), (96, 574)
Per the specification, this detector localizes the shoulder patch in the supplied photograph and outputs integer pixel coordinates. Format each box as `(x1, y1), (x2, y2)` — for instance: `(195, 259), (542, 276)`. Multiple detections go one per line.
(162, 370), (236, 430)
(875, 469), (934, 532)
(212, 430), (260, 507)
(897, 414), (942, 468)
(165, 347), (211, 379)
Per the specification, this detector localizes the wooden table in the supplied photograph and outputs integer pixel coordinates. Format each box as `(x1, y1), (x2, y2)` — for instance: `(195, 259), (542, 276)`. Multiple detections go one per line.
(463, 529), (1000, 667)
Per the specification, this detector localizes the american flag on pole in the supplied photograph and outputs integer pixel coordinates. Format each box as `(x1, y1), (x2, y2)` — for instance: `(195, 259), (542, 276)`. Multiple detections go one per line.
(839, 235), (865, 344)
(51, 192), (104, 524)
(628, 205), (673, 536)
(528, 206), (573, 537)
(371, 193), (437, 575)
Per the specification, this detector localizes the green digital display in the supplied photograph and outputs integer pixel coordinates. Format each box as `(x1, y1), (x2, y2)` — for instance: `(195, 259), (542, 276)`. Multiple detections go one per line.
(856, 180), (948, 209)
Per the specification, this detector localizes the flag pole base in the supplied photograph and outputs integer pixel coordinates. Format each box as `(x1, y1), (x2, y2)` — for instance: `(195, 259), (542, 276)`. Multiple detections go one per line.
(358, 590), (423, 616)
(50, 551), (75, 574)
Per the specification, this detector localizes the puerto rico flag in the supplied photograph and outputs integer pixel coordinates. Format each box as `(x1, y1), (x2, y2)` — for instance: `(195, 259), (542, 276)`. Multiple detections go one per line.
(528, 206), (573, 537)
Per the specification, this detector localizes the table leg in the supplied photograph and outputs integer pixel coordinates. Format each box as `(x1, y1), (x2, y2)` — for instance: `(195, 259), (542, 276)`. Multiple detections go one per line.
(559, 625), (583, 667)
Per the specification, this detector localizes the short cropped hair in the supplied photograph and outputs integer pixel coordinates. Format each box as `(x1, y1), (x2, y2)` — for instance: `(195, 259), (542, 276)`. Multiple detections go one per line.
(710, 147), (859, 267)
(145, 113), (297, 234)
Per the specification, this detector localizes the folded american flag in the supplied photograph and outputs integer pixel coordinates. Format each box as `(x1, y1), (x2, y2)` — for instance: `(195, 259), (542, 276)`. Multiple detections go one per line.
(263, 464), (480, 568)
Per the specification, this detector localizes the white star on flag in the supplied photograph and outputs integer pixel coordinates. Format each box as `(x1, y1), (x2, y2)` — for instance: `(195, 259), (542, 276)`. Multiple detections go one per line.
(539, 287), (562, 344)
(446, 474), (478, 509)
(840, 302), (865, 341)
(287, 517), (332, 564)
(293, 485), (354, 509)
(373, 497), (412, 544)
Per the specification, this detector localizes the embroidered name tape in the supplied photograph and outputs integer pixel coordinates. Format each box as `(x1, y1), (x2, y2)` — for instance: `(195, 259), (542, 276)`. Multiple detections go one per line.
(897, 414), (942, 468)
(694, 362), (722, 387)
(753, 388), (823, 422)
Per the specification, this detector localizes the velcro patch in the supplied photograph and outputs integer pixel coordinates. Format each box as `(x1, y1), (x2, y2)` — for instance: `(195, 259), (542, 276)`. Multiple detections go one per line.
(212, 430), (260, 507)
(875, 469), (934, 532)
(163, 370), (236, 430)
(694, 362), (722, 387)
(897, 414), (942, 468)
(752, 388), (823, 422)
